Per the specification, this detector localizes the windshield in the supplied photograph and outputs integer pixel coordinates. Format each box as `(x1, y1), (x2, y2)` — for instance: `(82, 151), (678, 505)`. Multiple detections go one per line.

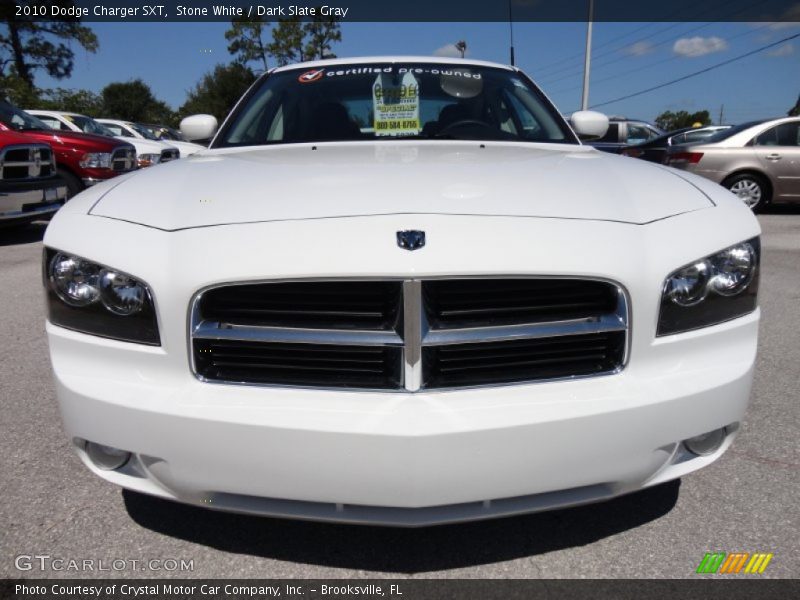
(130, 122), (159, 140)
(216, 62), (576, 147)
(0, 101), (51, 131)
(64, 114), (116, 137)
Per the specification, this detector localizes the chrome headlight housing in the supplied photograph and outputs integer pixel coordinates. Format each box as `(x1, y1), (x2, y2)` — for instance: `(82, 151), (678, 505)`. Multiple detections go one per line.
(658, 238), (759, 336)
(137, 153), (161, 167)
(44, 249), (159, 345)
(79, 152), (112, 169)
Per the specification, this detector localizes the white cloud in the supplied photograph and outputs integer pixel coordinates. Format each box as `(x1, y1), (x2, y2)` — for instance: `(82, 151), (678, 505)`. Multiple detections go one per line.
(623, 41), (655, 56)
(767, 42), (795, 56)
(673, 36), (729, 58)
(433, 44), (468, 58)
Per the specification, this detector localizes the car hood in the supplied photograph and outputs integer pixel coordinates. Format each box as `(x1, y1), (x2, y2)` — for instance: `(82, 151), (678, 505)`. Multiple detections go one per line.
(116, 137), (176, 154)
(168, 140), (205, 156)
(14, 128), (129, 152)
(90, 142), (714, 230)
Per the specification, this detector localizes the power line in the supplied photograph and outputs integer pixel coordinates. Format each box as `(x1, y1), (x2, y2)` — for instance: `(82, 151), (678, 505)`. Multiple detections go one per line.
(537, 21), (715, 85)
(586, 32), (800, 110)
(547, 23), (773, 96)
(532, 0), (757, 78)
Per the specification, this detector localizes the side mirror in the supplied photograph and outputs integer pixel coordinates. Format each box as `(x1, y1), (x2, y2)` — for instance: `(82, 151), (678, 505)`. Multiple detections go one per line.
(180, 114), (218, 143)
(570, 110), (609, 140)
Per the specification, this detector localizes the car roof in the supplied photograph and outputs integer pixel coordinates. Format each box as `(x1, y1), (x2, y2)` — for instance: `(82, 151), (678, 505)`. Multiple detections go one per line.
(271, 56), (515, 74)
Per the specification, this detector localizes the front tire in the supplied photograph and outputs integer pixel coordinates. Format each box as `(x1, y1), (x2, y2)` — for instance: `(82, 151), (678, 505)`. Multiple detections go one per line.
(58, 169), (83, 200)
(723, 173), (770, 213)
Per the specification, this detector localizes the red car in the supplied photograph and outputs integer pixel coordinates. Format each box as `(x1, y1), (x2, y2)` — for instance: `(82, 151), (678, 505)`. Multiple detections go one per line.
(0, 100), (137, 197)
(0, 129), (68, 226)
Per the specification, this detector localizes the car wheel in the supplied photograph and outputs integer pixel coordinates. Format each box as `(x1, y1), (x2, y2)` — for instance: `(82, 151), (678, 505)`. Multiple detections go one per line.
(724, 173), (770, 213)
(58, 169), (83, 200)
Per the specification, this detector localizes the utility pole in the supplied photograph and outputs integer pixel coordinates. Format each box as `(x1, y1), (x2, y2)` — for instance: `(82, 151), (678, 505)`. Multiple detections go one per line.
(508, 0), (515, 66)
(581, 0), (595, 110)
(718, 104), (724, 125)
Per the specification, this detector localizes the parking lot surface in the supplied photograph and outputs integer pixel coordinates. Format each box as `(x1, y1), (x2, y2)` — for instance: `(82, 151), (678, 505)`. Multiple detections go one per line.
(1, 213), (798, 579)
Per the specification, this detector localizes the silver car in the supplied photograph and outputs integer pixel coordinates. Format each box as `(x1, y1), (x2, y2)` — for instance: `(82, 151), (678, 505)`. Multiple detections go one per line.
(666, 117), (800, 211)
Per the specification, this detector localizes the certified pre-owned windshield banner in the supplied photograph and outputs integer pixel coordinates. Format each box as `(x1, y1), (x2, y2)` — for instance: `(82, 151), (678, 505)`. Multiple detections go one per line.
(2, 579), (800, 599)
(5, 0), (800, 22)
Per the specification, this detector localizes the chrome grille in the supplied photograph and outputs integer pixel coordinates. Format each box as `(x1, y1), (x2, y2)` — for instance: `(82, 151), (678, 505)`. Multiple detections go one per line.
(190, 278), (629, 391)
(0, 144), (55, 180)
(111, 147), (136, 172)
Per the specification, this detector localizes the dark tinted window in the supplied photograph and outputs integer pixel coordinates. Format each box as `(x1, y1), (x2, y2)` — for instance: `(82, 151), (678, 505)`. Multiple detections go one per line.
(755, 122), (800, 147)
(596, 123), (619, 143)
(217, 63), (576, 146)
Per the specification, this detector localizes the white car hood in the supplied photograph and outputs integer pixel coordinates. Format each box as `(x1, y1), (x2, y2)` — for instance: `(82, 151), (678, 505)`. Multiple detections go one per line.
(90, 142), (714, 230)
(169, 140), (205, 157)
(116, 137), (177, 155)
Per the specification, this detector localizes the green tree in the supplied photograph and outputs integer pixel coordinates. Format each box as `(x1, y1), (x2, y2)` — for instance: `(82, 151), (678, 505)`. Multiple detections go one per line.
(654, 110), (712, 131)
(0, 72), (40, 106)
(39, 88), (103, 115)
(100, 79), (173, 123)
(267, 17), (306, 66)
(178, 62), (257, 123)
(227, 10), (341, 68)
(0, 1), (98, 89)
(302, 14), (341, 61)
(225, 17), (270, 71)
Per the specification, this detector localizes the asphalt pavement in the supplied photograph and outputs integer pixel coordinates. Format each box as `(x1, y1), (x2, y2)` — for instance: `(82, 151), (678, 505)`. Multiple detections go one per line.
(1, 213), (798, 579)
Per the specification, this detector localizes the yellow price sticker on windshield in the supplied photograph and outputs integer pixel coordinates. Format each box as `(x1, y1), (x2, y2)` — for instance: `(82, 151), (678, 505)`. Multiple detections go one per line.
(373, 72), (421, 136)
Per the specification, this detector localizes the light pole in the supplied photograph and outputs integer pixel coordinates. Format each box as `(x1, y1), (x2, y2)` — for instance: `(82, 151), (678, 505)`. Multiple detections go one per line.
(581, 0), (595, 110)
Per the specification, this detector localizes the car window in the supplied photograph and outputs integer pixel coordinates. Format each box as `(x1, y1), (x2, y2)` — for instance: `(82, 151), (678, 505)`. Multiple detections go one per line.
(596, 123), (619, 143)
(683, 129), (716, 142)
(103, 124), (129, 137)
(756, 122), (800, 147)
(670, 132), (687, 144)
(218, 63), (576, 146)
(626, 124), (652, 145)
(38, 117), (68, 131)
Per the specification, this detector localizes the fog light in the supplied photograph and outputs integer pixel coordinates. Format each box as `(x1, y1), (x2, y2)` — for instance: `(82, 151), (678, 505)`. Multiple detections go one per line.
(683, 428), (727, 456)
(85, 442), (131, 471)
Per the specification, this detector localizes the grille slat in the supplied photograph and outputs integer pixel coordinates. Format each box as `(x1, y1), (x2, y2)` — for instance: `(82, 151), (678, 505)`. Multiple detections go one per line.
(424, 332), (626, 387)
(195, 339), (402, 388)
(192, 278), (627, 390)
(424, 279), (619, 328)
(200, 281), (402, 330)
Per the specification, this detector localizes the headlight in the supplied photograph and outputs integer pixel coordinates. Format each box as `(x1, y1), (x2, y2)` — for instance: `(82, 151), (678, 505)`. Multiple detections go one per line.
(79, 152), (112, 169)
(44, 249), (159, 345)
(137, 153), (161, 167)
(658, 238), (759, 336)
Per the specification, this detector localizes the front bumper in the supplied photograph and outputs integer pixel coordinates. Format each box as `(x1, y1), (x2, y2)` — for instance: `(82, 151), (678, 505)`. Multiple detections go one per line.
(49, 309), (757, 526)
(0, 178), (67, 223)
(44, 208), (761, 526)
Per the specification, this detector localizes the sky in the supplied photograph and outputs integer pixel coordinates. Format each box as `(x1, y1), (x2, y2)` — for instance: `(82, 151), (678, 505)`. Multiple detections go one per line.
(34, 20), (800, 123)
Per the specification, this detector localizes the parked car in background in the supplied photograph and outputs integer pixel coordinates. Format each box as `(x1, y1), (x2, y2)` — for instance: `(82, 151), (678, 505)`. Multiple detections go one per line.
(44, 56), (761, 526)
(0, 130), (67, 226)
(27, 110), (180, 168)
(580, 117), (663, 153)
(666, 117), (799, 212)
(0, 100), (137, 198)
(97, 118), (204, 157)
(141, 123), (192, 143)
(621, 125), (732, 164)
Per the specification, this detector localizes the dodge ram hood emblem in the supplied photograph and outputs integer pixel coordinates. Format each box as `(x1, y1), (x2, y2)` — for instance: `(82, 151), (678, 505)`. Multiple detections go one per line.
(397, 230), (425, 251)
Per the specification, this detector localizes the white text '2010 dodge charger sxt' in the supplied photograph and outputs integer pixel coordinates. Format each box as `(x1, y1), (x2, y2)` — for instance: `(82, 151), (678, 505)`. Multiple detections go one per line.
(43, 57), (760, 526)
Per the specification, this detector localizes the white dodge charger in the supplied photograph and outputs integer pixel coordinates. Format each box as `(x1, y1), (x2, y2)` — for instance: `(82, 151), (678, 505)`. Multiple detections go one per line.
(44, 57), (760, 526)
